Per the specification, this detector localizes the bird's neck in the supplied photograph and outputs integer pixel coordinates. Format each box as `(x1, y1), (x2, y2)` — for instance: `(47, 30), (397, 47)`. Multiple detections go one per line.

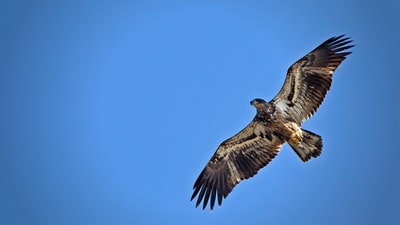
(256, 103), (277, 123)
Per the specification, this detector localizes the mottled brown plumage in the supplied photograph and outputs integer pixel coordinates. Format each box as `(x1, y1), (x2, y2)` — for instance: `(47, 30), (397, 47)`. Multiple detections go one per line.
(191, 35), (353, 210)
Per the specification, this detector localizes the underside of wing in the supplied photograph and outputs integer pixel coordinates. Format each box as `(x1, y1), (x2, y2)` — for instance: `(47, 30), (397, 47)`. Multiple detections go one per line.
(191, 121), (284, 210)
(273, 35), (354, 124)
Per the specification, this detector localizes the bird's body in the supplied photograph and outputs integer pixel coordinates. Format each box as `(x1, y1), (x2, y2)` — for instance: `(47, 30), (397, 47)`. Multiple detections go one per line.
(191, 35), (354, 210)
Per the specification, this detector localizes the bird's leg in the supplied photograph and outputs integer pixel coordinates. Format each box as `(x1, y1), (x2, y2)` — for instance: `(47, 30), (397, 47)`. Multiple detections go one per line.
(284, 122), (303, 145)
(290, 133), (303, 145)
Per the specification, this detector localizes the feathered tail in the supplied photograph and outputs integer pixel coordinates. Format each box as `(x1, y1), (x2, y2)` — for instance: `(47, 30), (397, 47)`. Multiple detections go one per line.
(288, 129), (323, 162)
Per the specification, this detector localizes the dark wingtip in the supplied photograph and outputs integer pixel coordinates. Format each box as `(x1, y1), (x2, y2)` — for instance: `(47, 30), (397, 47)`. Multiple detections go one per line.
(191, 168), (222, 211)
(327, 34), (355, 53)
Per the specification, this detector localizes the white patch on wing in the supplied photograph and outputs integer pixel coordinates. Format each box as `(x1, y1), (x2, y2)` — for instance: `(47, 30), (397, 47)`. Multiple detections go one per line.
(222, 134), (262, 155)
(254, 124), (266, 137)
(227, 161), (241, 182)
(292, 74), (303, 103)
(275, 100), (290, 113)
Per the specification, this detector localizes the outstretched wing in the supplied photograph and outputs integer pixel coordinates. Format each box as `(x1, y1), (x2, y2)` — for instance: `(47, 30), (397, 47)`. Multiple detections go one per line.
(191, 121), (284, 210)
(273, 35), (354, 124)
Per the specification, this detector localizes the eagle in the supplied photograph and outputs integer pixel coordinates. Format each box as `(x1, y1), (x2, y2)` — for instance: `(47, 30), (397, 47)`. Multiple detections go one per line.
(191, 35), (353, 210)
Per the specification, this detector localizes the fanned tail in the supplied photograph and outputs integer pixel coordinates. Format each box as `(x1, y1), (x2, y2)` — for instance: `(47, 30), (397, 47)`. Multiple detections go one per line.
(288, 129), (322, 162)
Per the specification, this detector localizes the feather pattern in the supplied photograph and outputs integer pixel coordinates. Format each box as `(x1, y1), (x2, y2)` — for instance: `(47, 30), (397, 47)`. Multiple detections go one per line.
(191, 35), (353, 211)
(273, 35), (353, 124)
(191, 120), (285, 210)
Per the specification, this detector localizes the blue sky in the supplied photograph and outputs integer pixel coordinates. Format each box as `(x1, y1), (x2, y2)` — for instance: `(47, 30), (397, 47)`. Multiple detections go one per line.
(1, 1), (399, 224)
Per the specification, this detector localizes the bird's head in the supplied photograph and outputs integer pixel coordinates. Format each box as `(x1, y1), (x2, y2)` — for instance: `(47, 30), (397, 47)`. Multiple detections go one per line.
(250, 98), (267, 110)
(250, 98), (266, 106)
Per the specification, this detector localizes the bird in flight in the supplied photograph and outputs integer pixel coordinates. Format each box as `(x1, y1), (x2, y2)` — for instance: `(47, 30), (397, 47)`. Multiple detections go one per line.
(191, 35), (354, 210)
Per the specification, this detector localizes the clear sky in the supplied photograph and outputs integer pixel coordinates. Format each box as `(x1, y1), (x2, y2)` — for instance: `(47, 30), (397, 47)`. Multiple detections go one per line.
(1, 1), (399, 225)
